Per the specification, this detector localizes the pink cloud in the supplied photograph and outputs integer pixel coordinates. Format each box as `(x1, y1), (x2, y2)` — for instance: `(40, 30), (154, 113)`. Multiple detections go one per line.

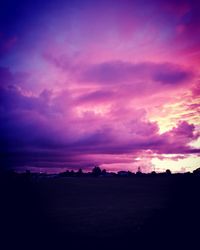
(1, 0), (200, 172)
(1, 76), (199, 171)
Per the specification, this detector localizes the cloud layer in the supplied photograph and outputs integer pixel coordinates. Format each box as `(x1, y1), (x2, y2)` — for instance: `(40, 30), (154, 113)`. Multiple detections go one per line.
(0, 0), (200, 172)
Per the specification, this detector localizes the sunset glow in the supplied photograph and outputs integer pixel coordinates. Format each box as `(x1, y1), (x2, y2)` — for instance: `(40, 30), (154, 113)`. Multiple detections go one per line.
(1, 0), (200, 173)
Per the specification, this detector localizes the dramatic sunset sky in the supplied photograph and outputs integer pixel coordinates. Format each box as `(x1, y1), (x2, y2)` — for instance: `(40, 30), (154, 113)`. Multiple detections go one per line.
(0, 0), (200, 173)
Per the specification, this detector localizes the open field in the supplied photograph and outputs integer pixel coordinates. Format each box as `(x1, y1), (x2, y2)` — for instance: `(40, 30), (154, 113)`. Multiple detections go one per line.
(1, 174), (200, 249)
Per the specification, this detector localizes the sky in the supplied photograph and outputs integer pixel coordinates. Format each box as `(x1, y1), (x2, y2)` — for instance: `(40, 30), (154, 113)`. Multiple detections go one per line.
(0, 0), (200, 173)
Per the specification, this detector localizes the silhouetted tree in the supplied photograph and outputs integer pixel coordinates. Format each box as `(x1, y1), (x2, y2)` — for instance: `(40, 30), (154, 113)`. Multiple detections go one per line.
(165, 169), (171, 175)
(102, 169), (107, 176)
(70, 170), (75, 176)
(92, 166), (102, 177)
(136, 166), (142, 176)
(77, 168), (83, 176)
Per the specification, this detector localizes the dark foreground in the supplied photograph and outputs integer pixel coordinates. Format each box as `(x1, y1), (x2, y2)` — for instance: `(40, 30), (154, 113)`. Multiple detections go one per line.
(1, 173), (200, 250)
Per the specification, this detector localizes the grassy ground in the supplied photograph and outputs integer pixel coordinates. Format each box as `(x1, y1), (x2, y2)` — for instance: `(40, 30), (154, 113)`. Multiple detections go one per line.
(1, 174), (200, 249)
(38, 177), (171, 237)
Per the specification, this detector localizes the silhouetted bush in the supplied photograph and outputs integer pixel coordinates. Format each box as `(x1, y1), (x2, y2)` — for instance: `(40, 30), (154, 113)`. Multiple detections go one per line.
(59, 170), (70, 177)
(193, 168), (200, 175)
(151, 171), (157, 175)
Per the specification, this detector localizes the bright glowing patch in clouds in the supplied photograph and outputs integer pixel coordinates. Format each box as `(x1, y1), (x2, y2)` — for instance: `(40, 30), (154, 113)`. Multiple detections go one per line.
(0, 0), (200, 172)
(152, 155), (200, 173)
(189, 138), (200, 149)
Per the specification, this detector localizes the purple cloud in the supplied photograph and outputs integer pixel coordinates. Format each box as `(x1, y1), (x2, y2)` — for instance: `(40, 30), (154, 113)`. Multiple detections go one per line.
(80, 61), (193, 85)
(1, 0), (200, 172)
(1, 79), (199, 171)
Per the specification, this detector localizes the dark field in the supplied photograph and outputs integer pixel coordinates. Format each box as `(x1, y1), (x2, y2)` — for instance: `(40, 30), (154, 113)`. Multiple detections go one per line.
(1, 174), (200, 250)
